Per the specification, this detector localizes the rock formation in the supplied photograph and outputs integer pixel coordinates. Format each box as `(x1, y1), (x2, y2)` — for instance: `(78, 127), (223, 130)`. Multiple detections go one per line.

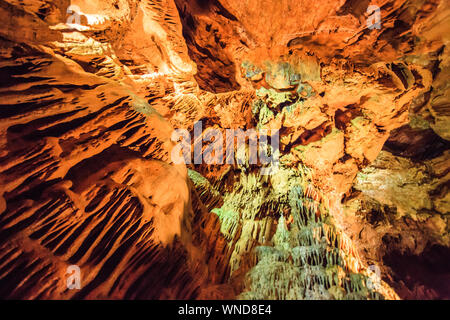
(0, 0), (448, 299)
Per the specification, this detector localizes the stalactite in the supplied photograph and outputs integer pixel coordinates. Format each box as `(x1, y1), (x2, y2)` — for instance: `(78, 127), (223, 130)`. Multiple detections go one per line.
(237, 167), (385, 300)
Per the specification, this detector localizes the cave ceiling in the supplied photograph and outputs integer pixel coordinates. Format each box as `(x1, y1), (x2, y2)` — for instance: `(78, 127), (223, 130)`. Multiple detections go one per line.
(0, 0), (448, 300)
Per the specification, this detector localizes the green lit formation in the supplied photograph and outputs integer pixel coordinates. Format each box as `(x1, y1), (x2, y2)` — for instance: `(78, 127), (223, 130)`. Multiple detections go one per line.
(238, 185), (382, 300)
(186, 58), (385, 300)
(189, 166), (384, 300)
